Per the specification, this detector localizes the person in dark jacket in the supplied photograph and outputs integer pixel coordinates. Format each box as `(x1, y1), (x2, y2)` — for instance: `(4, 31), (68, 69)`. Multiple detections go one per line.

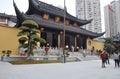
(106, 52), (110, 64)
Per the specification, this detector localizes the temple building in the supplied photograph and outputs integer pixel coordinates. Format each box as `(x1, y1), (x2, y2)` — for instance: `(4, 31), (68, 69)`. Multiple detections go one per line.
(0, 0), (105, 56)
(13, 0), (105, 50)
(112, 33), (120, 51)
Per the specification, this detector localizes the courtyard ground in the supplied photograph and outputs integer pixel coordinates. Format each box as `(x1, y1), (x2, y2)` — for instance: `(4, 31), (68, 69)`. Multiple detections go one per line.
(0, 59), (120, 79)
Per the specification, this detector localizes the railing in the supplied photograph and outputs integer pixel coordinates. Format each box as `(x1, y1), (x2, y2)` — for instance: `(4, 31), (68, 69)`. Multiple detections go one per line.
(19, 47), (97, 57)
(0, 48), (99, 61)
(19, 47), (63, 56)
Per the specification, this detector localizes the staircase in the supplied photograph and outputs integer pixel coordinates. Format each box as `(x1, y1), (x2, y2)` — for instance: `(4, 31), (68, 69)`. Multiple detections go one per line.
(67, 52), (100, 61)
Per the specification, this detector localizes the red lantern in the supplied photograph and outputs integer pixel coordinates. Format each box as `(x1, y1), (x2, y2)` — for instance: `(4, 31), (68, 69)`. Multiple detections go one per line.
(40, 28), (44, 31)
(76, 34), (80, 38)
(60, 31), (63, 35)
(73, 23), (78, 27)
(44, 47), (49, 52)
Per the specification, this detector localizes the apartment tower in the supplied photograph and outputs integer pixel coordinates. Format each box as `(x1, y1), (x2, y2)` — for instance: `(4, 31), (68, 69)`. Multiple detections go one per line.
(76, 0), (102, 33)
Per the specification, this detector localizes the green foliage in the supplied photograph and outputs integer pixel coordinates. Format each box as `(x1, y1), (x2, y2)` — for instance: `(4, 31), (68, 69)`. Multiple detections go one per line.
(6, 50), (12, 57)
(17, 20), (46, 57)
(22, 20), (39, 28)
(19, 37), (28, 44)
(2, 50), (6, 56)
(2, 50), (6, 53)
(2, 50), (12, 56)
(39, 38), (46, 44)
(17, 30), (29, 36)
(104, 38), (116, 53)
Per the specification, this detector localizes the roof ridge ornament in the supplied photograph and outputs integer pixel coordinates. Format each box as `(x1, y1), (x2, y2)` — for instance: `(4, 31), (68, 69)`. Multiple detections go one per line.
(13, 0), (24, 27)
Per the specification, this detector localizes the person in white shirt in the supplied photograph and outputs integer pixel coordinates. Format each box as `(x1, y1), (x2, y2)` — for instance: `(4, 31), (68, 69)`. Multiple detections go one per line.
(113, 52), (119, 68)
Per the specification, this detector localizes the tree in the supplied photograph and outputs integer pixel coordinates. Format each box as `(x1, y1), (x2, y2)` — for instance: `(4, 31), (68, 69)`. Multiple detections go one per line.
(104, 38), (116, 54)
(17, 20), (46, 57)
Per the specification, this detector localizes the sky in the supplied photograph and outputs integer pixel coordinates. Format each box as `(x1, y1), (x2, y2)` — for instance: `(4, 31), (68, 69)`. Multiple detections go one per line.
(0, 0), (114, 31)
(0, 59), (120, 79)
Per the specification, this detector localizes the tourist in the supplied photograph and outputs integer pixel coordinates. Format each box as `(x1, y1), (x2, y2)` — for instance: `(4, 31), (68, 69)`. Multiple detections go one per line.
(106, 52), (110, 64)
(71, 45), (75, 52)
(100, 51), (107, 68)
(113, 52), (119, 68)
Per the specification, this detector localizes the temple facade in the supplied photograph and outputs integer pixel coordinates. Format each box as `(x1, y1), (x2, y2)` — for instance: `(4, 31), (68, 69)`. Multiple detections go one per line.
(13, 0), (105, 50)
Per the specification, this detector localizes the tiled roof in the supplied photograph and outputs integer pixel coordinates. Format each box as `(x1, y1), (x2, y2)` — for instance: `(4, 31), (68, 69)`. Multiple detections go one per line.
(0, 13), (17, 22)
(22, 14), (105, 38)
(0, 13), (12, 18)
(26, 0), (92, 26)
(112, 33), (120, 42)
(13, 0), (105, 38)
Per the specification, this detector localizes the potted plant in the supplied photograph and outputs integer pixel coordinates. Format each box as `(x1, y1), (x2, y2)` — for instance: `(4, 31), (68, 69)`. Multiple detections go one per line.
(2, 50), (6, 56)
(6, 50), (12, 57)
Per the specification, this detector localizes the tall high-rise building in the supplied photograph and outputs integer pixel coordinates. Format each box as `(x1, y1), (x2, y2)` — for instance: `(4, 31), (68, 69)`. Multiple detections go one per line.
(76, 0), (102, 33)
(104, 0), (120, 37)
(104, 5), (111, 38)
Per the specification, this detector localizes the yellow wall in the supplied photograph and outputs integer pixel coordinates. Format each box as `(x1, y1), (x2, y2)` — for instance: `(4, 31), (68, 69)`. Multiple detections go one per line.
(0, 25), (20, 55)
(0, 25), (104, 55)
(87, 38), (104, 51)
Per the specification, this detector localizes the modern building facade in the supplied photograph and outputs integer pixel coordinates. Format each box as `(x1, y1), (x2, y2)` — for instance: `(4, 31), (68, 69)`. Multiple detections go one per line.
(104, 0), (120, 37)
(76, 0), (102, 33)
(104, 5), (115, 38)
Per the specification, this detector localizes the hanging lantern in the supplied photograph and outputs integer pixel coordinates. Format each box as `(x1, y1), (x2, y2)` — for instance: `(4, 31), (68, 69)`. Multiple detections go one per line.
(60, 31), (63, 35)
(43, 14), (49, 20)
(55, 17), (60, 23)
(76, 34), (80, 38)
(40, 27), (44, 31)
(73, 23), (78, 27)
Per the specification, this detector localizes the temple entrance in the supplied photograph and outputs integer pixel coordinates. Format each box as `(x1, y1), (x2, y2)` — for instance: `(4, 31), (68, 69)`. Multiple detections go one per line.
(65, 35), (70, 48)
(82, 37), (87, 49)
(40, 32), (47, 47)
(52, 34), (58, 47)
(77, 37), (86, 49)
